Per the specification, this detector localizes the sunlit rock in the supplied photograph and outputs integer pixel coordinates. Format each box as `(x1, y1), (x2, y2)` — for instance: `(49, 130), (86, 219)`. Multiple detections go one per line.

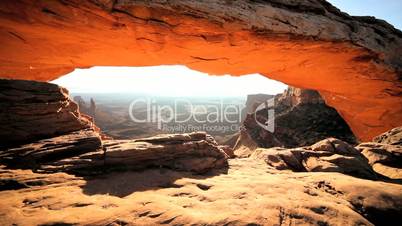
(0, 0), (401, 140)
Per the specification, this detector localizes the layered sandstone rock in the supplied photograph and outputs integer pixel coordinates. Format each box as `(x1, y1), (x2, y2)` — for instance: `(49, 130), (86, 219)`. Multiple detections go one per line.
(236, 87), (356, 156)
(252, 138), (377, 180)
(0, 79), (92, 148)
(373, 126), (402, 145)
(356, 127), (402, 179)
(0, 0), (401, 140)
(278, 87), (324, 106)
(0, 130), (229, 175)
(0, 78), (228, 174)
(0, 129), (102, 170)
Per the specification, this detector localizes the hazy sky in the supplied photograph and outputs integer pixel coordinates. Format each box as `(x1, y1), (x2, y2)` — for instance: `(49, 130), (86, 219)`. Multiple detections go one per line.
(52, 66), (287, 97)
(328, 0), (402, 30)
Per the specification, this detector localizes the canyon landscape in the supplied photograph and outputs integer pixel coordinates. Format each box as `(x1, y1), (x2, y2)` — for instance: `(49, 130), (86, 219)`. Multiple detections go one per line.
(1, 0), (402, 226)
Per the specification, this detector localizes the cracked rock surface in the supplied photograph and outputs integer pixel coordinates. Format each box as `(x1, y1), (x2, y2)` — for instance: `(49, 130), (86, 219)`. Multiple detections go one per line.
(0, 0), (401, 140)
(1, 157), (402, 226)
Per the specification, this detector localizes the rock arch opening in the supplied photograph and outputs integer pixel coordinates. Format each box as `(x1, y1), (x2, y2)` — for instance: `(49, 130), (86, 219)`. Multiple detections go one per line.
(50, 65), (289, 143)
(1, 2), (402, 225)
(47, 65), (357, 149)
(0, 0), (401, 141)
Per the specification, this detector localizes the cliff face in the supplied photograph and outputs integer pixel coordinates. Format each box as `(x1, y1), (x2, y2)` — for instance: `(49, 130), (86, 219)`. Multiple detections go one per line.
(235, 87), (357, 156)
(0, 79), (93, 148)
(278, 87), (323, 106)
(0, 0), (401, 141)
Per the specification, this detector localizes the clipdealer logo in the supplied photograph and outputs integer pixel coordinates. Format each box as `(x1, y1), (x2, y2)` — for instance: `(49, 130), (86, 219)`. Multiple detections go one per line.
(128, 98), (244, 131)
(253, 98), (275, 132)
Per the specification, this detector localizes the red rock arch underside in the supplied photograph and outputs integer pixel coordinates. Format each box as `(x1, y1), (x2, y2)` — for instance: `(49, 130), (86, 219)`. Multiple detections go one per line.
(0, 0), (401, 141)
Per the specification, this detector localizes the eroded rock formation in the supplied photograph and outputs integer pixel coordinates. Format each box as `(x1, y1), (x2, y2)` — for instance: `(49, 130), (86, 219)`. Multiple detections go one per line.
(252, 138), (377, 180)
(1, 129), (229, 175)
(1, 150), (402, 225)
(0, 0), (401, 140)
(234, 87), (357, 156)
(356, 127), (402, 179)
(373, 126), (402, 145)
(0, 79), (229, 175)
(0, 79), (93, 148)
(1, 2), (402, 224)
(0, 79), (401, 225)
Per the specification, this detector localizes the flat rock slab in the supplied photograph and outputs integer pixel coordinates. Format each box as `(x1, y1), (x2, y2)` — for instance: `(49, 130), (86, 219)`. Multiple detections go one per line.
(1, 131), (230, 175)
(1, 158), (401, 225)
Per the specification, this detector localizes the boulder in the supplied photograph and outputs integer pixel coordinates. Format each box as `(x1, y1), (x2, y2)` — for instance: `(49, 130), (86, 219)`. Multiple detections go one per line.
(356, 142), (402, 179)
(373, 126), (402, 145)
(311, 137), (360, 155)
(354, 127), (402, 179)
(252, 138), (377, 180)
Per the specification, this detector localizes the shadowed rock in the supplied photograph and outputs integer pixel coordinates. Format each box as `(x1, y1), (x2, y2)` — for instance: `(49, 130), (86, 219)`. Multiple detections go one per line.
(252, 138), (377, 180)
(0, 129), (102, 170)
(235, 87), (357, 157)
(0, 79), (93, 148)
(357, 127), (402, 179)
(1, 131), (229, 175)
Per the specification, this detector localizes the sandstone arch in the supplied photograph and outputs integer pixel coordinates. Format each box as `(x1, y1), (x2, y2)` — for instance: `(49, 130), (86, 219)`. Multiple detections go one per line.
(0, 0), (401, 141)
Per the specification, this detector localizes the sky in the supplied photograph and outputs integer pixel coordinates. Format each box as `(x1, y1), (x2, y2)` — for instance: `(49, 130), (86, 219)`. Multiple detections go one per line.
(328, 0), (402, 30)
(52, 66), (288, 97)
(52, 1), (401, 97)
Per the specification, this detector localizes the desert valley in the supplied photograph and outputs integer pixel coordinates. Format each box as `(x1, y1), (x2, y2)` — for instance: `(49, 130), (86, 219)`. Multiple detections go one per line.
(0, 0), (402, 226)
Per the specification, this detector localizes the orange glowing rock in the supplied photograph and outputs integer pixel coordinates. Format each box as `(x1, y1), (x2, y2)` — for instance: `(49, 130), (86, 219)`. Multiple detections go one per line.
(0, 0), (401, 141)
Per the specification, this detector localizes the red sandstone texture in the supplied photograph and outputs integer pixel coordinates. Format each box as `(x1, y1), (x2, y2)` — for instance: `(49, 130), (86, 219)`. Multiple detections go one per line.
(0, 0), (401, 140)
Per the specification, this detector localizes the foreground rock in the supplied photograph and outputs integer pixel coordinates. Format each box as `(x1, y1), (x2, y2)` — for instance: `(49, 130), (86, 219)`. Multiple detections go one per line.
(252, 138), (377, 180)
(0, 131), (229, 175)
(356, 127), (402, 179)
(0, 129), (102, 170)
(0, 79), (228, 174)
(373, 126), (402, 145)
(1, 158), (401, 226)
(235, 87), (356, 156)
(0, 0), (401, 141)
(0, 79), (92, 148)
